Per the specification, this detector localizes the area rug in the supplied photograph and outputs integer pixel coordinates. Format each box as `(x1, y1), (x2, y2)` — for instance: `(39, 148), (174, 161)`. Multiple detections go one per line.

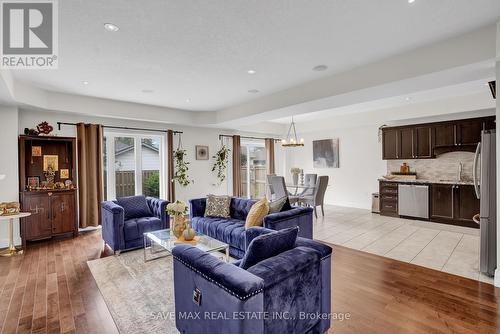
(87, 250), (179, 334)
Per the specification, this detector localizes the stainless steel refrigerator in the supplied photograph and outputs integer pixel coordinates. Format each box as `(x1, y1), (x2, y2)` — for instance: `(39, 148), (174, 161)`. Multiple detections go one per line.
(473, 130), (496, 276)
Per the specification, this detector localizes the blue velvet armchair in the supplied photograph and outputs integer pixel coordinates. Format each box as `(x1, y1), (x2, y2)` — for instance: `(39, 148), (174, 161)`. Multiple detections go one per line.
(173, 227), (332, 334)
(101, 195), (169, 253)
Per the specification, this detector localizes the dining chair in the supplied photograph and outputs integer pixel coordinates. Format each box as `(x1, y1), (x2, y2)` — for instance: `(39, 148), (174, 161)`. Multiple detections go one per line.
(270, 176), (288, 199)
(297, 174), (317, 197)
(267, 174), (276, 199)
(299, 175), (329, 218)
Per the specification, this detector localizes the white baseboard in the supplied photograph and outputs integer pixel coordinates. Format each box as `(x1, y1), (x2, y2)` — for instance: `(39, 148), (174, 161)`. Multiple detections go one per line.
(495, 269), (500, 288)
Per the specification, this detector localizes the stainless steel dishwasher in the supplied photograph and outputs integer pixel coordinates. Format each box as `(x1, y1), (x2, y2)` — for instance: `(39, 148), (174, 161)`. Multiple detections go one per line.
(398, 184), (429, 219)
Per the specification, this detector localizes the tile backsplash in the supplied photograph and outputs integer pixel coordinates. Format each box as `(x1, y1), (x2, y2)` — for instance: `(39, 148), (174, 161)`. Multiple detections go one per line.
(387, 151), (475, 181)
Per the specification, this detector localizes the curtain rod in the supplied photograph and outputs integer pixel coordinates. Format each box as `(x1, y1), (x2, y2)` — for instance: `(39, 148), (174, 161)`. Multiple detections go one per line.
(57, 122), (183, 134)
(218, 134), (281, 142)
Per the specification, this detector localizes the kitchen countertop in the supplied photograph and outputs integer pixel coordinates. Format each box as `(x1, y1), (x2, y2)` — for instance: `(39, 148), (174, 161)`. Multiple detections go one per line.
(378, 178), (474, 186)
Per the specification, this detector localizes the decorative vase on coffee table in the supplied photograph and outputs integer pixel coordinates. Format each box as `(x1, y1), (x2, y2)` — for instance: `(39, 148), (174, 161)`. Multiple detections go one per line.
(182, 221), (196, 241)
(173, 215), (186, 238)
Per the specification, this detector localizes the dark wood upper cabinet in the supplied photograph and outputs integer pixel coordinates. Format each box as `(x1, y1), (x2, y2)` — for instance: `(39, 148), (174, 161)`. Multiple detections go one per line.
(382, 116), (495, 160)
(382, 128), (399, 160)
(456, 120), (483, 146)
(434, 124), (455, 148)
(431, 184), (454, 220)
(399, 128), (413, 159)
(413, 126), (433, 158)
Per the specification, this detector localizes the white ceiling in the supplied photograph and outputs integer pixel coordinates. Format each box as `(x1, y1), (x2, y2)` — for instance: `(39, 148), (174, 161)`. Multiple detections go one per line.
(271, 80), (495, 124)
(10, 0), (500, 112)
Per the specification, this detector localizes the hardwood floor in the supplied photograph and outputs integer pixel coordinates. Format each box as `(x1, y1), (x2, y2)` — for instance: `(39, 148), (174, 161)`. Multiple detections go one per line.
(0, 230), (498, 333)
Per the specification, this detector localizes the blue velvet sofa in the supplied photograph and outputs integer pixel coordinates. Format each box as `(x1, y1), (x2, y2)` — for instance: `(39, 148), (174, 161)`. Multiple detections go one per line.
(173, 227), (332, 333)
(101, 195), (169, 253)
(189, 197), (313, 258)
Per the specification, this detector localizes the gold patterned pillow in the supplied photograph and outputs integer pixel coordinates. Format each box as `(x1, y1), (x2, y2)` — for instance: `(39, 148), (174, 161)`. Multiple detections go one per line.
(245, 197), (270, 229)
(204, 195), (231, 218)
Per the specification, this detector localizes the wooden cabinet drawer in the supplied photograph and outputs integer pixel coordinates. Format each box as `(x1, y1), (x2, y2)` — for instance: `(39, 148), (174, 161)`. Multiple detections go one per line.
(381, 201), (398, 213)
(381, 194), (398, 201)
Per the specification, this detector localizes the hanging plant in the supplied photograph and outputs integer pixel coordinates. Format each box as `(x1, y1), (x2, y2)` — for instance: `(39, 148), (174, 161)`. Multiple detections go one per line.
(173, 148), (193, 187)
(173, 134), (193, 187)
(211, 145), (230, 184)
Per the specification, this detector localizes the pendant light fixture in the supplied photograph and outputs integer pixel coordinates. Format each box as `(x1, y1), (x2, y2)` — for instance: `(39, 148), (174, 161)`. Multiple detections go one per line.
(281, 117), (304, 147)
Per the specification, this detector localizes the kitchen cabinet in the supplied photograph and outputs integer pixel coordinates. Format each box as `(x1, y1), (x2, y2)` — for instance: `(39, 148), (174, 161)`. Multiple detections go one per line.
(430, 184), (454, 220)
(455, 185), (480, 226)
(379, 182), (399, 217)
(382, 129), (399, 160)
(434, 124), (455, 148)
(430, 184), (479, 228)
(413, 126), (433, 158)
(382, 116), (495, 160)
(399, 128), (413, 159)
(380, 181), (480, 228)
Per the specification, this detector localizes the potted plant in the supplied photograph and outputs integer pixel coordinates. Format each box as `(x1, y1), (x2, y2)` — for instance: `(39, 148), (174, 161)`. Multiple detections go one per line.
(211, 145), (230, 185)
(173, 148), (193, 187)
(166, 200), (189, 237)
(290, 167), (302, 186)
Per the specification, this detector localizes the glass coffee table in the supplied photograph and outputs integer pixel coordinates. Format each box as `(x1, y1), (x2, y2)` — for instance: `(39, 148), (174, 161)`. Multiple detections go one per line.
(143, 229), (230, 262)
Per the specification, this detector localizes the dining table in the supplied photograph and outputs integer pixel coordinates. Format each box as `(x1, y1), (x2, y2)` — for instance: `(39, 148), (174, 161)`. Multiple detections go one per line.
(285, 183), (315, 196)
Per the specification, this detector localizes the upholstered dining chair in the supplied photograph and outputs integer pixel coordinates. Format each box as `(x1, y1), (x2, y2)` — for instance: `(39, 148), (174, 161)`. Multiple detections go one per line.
(299, 175), (329, 218)
(266, 174), (276, 200)
(297, 173), (317, 197)
(270, 176), (301, 205)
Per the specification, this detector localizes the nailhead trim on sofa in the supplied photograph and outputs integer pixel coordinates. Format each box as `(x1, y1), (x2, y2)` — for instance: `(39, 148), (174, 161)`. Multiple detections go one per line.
(173, 255), (263, 301)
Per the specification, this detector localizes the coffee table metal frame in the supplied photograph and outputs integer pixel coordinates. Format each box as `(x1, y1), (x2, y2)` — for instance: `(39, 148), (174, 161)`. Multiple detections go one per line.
(143, 228), (230, 262)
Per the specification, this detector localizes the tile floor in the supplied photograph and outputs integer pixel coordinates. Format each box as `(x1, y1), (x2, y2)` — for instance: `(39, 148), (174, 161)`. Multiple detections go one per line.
(313, 205), (494, 284)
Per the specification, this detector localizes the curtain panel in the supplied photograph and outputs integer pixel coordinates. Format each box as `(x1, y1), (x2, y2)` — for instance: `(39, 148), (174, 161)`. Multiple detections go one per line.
(76, 123), (104, 227)
(265, 138), (276, 175)
(167, 130), (175, 202)
(232, 135), (242, 197)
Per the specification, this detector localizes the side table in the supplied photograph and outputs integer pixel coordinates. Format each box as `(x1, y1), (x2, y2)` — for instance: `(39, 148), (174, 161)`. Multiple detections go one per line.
(0, 212), (31, 256)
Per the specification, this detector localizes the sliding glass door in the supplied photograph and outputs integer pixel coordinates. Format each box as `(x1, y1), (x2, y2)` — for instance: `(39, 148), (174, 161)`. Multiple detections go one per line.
(240, 140), (267, 199)
(103, 131), (166, 200)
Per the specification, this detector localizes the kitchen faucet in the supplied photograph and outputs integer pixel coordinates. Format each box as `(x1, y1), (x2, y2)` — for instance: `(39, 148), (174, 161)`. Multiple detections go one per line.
(457, 162), (463, 182)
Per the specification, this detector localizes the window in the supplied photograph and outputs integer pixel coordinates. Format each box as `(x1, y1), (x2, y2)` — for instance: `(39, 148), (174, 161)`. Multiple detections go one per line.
(240, 140), (267, 199)
(104, 131), (166, 200)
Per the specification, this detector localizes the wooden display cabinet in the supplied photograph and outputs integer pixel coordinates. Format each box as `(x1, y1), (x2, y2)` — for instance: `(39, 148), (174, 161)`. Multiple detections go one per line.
(18, 135), (78, 247)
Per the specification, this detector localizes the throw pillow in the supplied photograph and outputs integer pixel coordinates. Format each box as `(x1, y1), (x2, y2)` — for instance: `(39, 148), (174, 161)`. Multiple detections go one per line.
(244, 197), (270, 229)
(281, 197), (292, 211)
(116, 195), (152, 220)
(268, 196), (288, 214)
(239, 227), (299, 270)
(204, 195), (231, 218)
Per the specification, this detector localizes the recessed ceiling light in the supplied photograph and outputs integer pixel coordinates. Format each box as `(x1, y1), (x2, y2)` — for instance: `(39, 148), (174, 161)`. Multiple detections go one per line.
(312, 65), (328, 72)
(408, 0), (416, 3)
(186, 98), (191, 103)
(248, 89), (260, 94)
(247, 69), (256, 75)
(142, 89), (154, 93)
(405, 97), (412, 101)
(82, 81), (89, 85)
(104, 23), (119, 32)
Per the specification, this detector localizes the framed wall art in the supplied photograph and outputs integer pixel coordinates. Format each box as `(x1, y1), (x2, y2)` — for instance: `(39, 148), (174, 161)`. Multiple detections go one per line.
(195, 145), (209, 160)
(43, 155), (59, 171)
(313, 139), (339, 168)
